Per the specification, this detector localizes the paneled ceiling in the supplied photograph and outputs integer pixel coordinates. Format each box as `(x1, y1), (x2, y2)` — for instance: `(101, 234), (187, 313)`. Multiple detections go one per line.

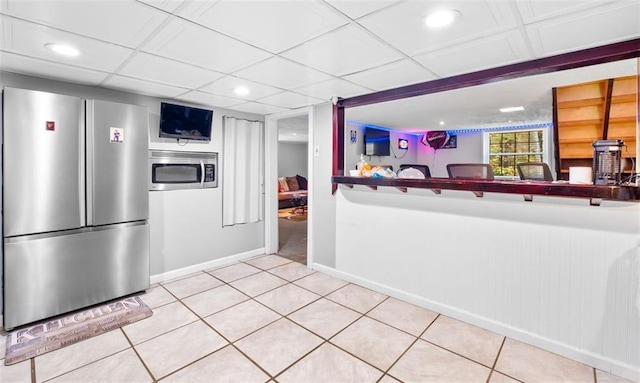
(1, 0), (638, 129)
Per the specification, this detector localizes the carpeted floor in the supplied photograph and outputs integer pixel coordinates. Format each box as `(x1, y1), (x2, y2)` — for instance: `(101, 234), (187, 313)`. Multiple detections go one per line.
(278, 210), (307, 265)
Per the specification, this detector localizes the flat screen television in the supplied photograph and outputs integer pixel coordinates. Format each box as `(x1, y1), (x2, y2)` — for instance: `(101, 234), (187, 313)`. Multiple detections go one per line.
(364, 127), (390, 156)
(159, 102), (213, 141)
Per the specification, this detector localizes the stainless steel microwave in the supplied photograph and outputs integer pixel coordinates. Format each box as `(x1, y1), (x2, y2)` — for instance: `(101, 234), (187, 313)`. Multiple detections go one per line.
(149, 150), (217, 190)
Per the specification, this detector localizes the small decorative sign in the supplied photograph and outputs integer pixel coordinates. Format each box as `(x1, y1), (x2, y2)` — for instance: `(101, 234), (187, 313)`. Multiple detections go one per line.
(110, 127), (124, 143)
(46, 121), (55, 131)
(350, 130), (357, 143)
(398, 138), (409, 150)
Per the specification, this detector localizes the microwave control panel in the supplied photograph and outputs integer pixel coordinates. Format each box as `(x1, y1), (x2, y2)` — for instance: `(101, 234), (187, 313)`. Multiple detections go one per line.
(204, 164), (215, 182)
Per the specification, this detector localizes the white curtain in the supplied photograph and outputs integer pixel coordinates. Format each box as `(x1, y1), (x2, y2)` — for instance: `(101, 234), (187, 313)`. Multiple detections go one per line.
(222, 117), (264, 227)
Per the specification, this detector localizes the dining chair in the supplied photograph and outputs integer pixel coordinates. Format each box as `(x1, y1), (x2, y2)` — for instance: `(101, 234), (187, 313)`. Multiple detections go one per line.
(446, 163), (494, 180)
(517, 162), (553, 181)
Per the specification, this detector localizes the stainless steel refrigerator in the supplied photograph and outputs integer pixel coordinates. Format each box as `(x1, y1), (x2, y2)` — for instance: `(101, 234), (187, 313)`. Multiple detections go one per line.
(2, 87), (150, 330)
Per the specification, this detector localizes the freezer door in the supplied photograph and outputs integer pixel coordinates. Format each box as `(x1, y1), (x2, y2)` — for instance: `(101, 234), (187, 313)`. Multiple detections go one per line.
(3, 88), (84, 237)
(4, 222), (150, 329)
(87, 100), (149, 225)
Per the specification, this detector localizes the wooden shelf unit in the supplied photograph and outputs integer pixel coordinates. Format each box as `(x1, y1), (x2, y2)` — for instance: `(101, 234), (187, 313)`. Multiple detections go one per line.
(554, 75), (637, 181)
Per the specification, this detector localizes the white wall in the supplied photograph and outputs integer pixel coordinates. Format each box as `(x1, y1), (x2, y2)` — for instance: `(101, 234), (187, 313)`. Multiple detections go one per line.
(416, 131), (484, 177)
(328, 186), (639, 380)
(309, 103), (337, 267)
(278, 142), (308, 178)
(0, 72), (266, 281)
(345, 122), (420, 173)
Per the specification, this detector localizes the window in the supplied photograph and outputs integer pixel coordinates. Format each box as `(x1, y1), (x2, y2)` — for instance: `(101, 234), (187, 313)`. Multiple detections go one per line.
(483, 127), (549, 178)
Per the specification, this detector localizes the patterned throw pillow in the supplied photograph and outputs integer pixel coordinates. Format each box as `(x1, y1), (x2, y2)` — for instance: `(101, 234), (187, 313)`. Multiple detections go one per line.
(278, 177), (289, 192)
(286, 176), (299, 191)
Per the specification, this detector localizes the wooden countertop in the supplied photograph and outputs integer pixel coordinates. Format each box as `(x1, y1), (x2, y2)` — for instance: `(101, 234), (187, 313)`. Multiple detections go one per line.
(332, 176), (640, 203)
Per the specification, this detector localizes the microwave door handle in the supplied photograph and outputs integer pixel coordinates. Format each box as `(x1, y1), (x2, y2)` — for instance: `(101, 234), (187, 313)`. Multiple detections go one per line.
(200, 160), (205, 187)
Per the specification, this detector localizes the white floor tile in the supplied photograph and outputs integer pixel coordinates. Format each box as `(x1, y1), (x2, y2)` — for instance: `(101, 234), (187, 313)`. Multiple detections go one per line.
(35, 330), (130, 382)
(326, 284), (387, 314)
(235, 318), (322, 376)
(277, 343), (382, 383)
(46, 349), (151, 383)
(331, 316), (415, 371)
(162, 273), (223, 299)
(230, 272), (288, 297)
(122, 301), (198, 345)
(495, 338), (594, 382)
(135, 321), (227, 380)
(293, 272), (348, 296)
(0, 358), (32, 383)
(389, 339), (490, 382)
(207, 263), (262, 283)
(244, 255), (292, 270)
(205, 300), (281, 342)
(421, 315), (504, 367)
(367, 297), (438, 337)
(161, 345), (269, 383)
(181, 284), (249, 317)
(288, 298), (361, 339)
(254, 284), (320, 316)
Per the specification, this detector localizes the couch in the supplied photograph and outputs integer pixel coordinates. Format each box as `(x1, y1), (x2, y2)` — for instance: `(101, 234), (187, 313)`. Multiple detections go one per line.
(278, 175), (308, 209)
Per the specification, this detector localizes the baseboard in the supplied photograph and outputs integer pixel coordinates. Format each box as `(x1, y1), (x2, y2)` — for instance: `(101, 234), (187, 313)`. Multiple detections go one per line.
(311, 263), (640, 382)
(150, 248), (265, 285)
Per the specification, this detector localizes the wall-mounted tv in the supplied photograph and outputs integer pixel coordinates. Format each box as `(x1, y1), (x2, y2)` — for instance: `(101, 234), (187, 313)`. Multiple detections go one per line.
(364, 127), (390, 156)
(159, 102), (213, 141)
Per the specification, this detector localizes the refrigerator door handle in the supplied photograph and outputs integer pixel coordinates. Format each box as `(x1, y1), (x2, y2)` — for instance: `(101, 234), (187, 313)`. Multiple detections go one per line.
(80, 101), (88, 227)
(85, 100), (94, 226)
(200, 160), (205, 187)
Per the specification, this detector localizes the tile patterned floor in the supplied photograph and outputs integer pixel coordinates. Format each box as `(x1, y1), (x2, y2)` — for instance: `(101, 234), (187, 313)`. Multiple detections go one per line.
(0, 254), (636, 383)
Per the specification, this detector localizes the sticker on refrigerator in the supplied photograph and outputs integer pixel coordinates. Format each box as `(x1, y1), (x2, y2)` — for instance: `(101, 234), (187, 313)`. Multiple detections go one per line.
(110, 127), (124, 143)
(46, 121), (55, 131)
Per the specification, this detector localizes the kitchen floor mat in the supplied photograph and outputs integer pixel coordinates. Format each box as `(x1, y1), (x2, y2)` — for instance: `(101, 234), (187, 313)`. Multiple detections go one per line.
(4, 295), (152, 365)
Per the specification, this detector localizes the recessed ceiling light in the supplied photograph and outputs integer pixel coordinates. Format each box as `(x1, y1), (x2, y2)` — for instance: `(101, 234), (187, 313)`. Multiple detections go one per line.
(500, 106), (525, 113)
(425, 9), (460, 28)
(439, 121), (445, 125)
(233, 86), (250, 96)
(45, 43), (80, 57)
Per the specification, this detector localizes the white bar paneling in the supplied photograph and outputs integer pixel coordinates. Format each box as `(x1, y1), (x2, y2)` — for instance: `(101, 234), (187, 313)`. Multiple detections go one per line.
(334, 186), (639, 380)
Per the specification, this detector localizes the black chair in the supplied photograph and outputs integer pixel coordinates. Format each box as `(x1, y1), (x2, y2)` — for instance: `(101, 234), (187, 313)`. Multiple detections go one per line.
(446, 163), (494, 180)
(399, 164), (431, 178)
(517, 162), (553, 181)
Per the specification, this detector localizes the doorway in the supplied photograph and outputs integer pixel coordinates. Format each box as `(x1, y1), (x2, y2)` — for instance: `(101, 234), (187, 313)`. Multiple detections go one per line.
(276, 115), (309, 264)
(264, 108), (313, 267)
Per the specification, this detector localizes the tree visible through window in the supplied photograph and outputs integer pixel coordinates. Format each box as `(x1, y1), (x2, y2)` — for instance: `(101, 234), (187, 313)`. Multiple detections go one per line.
(488, 129), (545, 177)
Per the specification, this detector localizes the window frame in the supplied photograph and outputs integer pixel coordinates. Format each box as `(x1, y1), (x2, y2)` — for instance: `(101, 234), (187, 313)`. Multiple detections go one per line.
(482, 126), (551, 180)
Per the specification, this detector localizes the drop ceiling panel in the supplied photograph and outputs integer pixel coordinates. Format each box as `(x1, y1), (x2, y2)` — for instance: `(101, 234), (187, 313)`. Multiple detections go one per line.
(324, 0), (401, 20)
(516, 0), (620, 23)
(294, 78), (372, 100)
(343, 59), (438, 91)
(232, 56), (332, 89)
(142, 18), (271, 73)
(226, 102), (288, 116)
(101, 75), (188, 98)
(175, 90), (245, 108)
(414, 31), (530, 77)
(526, 2), (640, 57)
(359, 0), (518, 56)
(1, 17), (134, 72)
(282, 24), (402, 76)
(257, 91), (324, 109)
(200, 76), (282, 100)
(0, 51), (110, 85)
(177, 0), (348, 54)
(118, 52), (224, 88)
(1, 0), (168, 48)
(137, 0), (186, 13)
